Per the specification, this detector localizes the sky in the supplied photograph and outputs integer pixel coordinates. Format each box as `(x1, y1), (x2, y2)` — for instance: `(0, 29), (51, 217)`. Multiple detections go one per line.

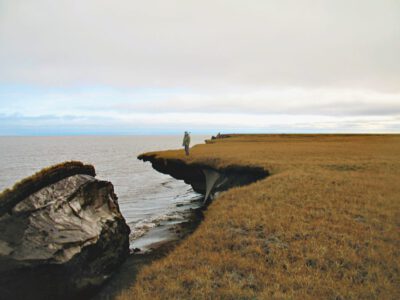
(0, 0), (399, 135)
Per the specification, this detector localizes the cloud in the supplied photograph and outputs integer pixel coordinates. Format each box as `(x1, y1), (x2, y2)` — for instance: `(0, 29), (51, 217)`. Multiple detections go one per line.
(0, 0), (399, 91)
(1, 109), (399, 135)
(109, 88), (400, 116)
(0, 1), (399, 134)
(2, 86), (399, 117)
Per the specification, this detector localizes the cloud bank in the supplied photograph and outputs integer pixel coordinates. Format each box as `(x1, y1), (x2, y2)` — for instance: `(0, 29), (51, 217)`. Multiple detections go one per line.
(0, 0), (399, 134)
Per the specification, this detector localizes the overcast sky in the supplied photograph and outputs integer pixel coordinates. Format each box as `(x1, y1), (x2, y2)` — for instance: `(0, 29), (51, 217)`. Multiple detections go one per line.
(0, 0), (399, 135)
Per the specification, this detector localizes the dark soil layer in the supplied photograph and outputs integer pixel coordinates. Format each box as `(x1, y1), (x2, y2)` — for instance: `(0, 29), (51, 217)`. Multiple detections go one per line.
(0, 161), (95, 215)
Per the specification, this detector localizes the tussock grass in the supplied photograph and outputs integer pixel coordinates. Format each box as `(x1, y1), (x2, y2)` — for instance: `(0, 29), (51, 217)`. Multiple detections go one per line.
(0, 161), (95, 215)
(120, 134), (400, 299)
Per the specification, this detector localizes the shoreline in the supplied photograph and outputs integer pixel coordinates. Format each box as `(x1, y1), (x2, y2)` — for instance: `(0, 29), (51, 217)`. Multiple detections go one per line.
(128, 195), (203, 252)
(3, 134), (397, 299)
(93, 140), (271, 299)
(92, 204), (205, 300)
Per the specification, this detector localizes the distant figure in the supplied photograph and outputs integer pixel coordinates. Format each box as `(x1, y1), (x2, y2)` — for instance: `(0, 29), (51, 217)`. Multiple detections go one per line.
(182, 131), (191, 156)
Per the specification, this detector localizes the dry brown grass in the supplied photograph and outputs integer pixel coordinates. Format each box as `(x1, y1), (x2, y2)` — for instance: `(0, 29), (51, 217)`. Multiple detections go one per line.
(119, 134), (400, 299)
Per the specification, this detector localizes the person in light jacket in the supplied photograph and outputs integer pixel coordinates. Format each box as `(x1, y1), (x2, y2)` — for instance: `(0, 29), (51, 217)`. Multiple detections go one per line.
(182, 131), (191, 156)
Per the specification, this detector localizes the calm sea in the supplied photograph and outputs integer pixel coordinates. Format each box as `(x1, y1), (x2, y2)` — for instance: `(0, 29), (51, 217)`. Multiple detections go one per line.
(0, 135), (208, 250)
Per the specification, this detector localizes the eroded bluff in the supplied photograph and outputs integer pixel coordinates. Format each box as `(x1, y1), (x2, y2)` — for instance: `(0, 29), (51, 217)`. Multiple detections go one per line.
(138, 154), (268, 202)
(0, 162), (130, 300)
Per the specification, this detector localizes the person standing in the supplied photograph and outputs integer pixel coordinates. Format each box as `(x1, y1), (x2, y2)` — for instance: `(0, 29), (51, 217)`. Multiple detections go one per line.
(182, 131), (191, 156)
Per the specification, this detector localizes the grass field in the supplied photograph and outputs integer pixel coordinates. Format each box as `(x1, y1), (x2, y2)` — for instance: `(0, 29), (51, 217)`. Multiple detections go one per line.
(119, 134), (400, 299)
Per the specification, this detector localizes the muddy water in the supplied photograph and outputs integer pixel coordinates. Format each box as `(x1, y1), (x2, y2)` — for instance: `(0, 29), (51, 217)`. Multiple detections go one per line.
(0, 135), (207, 250)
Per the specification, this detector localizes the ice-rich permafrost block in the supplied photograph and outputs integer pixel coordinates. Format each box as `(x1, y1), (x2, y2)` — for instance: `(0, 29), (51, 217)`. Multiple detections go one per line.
(0, 162), (130, 300)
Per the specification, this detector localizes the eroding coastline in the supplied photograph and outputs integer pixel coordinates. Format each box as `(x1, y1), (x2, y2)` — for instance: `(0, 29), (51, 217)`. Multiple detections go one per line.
(0, 151), (270, 299)
(94, 152), (269, 299)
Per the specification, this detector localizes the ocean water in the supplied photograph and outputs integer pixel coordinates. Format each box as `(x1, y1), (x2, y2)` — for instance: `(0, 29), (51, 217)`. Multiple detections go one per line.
(0, 135), (207, 250)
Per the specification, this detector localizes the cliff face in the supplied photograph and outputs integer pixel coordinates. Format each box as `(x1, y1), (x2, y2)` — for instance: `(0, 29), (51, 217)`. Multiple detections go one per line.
(138, 154), (268, 202)
(0, 162), (130, 300)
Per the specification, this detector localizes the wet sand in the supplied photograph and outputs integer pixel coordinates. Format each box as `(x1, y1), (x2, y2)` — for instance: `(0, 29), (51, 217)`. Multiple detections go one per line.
(91, 206), (204, 300)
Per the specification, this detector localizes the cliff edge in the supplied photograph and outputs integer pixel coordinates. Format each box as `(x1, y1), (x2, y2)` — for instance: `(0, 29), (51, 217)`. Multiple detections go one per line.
(138, 153), (268, 202)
